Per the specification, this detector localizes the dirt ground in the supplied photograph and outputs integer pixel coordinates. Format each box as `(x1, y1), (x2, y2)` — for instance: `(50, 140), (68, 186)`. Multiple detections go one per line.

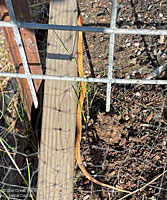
(74, 0), (167, 199)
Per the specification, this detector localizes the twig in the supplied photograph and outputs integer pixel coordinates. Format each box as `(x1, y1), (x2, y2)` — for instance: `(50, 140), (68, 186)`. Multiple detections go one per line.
(0, 137), (28, 185)
(29, 1), (49, 8)
(146, 64), (167, 80)
(119, 169), (167, 200)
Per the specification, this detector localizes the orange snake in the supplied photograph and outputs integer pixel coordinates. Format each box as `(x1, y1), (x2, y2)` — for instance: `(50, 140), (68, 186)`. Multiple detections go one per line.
(76, 16), (131, 194)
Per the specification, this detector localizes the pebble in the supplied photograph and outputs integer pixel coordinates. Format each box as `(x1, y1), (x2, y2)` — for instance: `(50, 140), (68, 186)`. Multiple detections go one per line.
(124, 114), (129, 121)
(134, 42), (140, 47)
(159, 13), (163, 18)
(148, 5), (152, 10)
(130, 58), (137, 65)
(99, 36), (103, 42)
(137, 50), (141, 56)
(158, 35), (165, 44)
(126, 43), (131, 47)
(135, 92), (141, 97)
(150, 196), (156, 200)
(162, 141), (166, 146)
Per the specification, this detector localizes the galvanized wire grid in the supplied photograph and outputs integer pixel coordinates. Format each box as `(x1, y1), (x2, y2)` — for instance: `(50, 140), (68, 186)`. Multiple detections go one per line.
(0, 0), (167, 111)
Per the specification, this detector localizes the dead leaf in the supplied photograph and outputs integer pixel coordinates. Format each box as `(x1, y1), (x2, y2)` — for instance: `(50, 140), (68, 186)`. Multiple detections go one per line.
(159, 35), (165, 44)
(139, 176), (147, 182)
(95, 113), (126, 144)
(119, 138), (126, 146)
(116, 185), (124, 190)
(154, 155), (160, 161)
(129, 137), (142, 143)
(99, 18), (107, 22)
(146, 113), (153, 123)
(110, 171), (116, 177)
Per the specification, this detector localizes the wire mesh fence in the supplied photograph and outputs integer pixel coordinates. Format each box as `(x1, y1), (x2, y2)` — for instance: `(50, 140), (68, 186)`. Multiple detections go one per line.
(0, 0), (167, 111)
(0, 126), (38, 199)
(0, 0), (167, 199)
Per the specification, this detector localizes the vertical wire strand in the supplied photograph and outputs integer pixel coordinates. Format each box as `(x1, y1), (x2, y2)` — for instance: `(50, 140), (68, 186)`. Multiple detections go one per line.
(106, 0), (118, 112)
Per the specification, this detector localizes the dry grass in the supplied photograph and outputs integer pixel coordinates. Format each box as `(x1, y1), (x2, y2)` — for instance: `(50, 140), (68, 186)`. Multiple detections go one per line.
(0, 32), (12, 91)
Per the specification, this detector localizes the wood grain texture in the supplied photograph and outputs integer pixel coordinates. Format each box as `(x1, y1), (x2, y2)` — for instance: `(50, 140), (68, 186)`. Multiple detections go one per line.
(37, 0), (78, 199)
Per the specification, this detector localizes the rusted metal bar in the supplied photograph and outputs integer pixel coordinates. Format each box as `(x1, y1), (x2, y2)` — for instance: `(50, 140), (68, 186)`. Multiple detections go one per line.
(5, 0), (38, 108)
(0, 0), (43, 120)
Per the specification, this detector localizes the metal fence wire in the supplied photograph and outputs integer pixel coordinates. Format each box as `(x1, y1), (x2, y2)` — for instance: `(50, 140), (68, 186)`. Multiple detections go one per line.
(0, 0), (167, 112)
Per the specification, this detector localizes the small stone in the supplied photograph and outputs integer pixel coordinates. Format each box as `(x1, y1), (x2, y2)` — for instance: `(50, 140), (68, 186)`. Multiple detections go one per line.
(130, 58), (137, 65)
(124, 114), (129, 121)
(148, 5), (152, 10)
(159, 13), (163, 18)
(158, 35), (165, 44)
(135, 92), (141, 97)
(99, 36), (103, 42)
(137, 50), (141, 56)
(150, 196), (156, 200)
(134, 42), (140, 47)
(126, 43), (131, 47)
(162, 141), (166, 146)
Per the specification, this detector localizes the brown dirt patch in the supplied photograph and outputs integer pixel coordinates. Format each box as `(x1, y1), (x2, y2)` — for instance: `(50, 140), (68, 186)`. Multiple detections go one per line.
(74, 1), (167, 199)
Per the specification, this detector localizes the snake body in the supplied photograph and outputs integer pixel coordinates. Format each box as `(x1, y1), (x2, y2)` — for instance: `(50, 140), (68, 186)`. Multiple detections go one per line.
(76, 16), (131, 194)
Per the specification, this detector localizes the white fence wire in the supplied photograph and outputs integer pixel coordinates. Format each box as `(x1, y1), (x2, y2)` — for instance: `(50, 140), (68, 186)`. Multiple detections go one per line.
(1, 0), (167, 112)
